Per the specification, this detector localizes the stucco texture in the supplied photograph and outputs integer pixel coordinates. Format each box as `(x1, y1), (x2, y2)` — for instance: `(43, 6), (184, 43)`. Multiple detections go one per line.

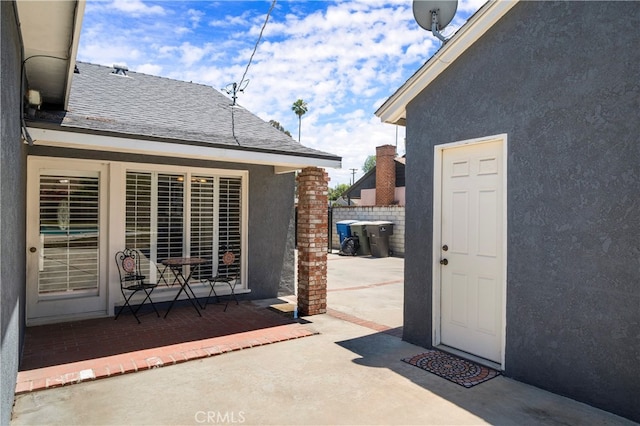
(1, 2), (27, 424)
(404, 1), (639, 421)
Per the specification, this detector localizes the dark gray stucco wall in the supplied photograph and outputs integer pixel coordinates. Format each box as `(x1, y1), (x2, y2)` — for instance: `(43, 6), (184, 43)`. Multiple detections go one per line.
(1, 2), (27, 424)
(246, 166), (296, 298)
(404, 2), (639, 421)
(29, 146), (297, 300)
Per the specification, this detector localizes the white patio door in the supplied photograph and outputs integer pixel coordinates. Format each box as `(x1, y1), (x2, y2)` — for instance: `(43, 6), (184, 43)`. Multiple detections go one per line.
(26, 160), (108, 324)
(439, 139), (504, 363)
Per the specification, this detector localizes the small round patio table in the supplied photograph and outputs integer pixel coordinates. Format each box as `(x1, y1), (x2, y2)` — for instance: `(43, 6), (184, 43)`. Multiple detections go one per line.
(161, 257), (209, 318)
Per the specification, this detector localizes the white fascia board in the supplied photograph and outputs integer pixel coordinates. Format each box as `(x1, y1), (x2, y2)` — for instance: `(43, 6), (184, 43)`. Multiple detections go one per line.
(26, 127), (341, 170)
(274, 166), (300, 174)
(376, 0), (518, 125)
(64, 1), (85, 110)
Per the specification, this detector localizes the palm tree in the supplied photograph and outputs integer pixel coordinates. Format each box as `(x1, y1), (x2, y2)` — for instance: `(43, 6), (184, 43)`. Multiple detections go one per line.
(268, 119), (292, 137)
(291, 99), (308, 142)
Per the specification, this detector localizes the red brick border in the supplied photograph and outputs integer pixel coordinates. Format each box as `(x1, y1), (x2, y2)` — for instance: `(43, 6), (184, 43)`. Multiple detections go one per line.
(15, 323), (317, 394)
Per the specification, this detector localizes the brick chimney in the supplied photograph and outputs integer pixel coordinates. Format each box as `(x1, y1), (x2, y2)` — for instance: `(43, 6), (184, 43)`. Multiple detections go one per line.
(375, 144), (396, 206)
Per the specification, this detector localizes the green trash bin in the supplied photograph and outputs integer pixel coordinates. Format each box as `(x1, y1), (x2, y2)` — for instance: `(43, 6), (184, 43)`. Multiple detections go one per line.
(349, 221), (373, 256)
(365, 221), (394, 257)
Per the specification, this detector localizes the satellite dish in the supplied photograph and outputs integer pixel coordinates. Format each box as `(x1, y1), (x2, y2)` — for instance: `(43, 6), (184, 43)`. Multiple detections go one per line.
(413, 0), (458, 43)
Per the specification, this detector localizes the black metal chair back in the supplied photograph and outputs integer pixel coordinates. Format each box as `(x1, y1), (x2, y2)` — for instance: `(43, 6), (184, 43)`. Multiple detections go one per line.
(219, 250), (238, 277)
(201, 249), (240, 311)
(116, 248), (144, 283)
(114, 248), (159, 323)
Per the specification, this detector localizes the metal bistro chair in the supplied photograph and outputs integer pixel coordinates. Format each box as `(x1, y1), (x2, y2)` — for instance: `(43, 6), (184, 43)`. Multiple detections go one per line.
(202, 250), (240, 311)
(115, 248), (160, 323)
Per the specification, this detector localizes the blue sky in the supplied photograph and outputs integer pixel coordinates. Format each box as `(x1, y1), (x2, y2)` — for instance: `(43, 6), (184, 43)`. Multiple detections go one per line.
(77, 0), (486, 186)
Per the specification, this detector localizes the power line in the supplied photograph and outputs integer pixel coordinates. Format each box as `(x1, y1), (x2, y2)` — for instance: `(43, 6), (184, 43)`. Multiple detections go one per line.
(238, 0), (277, 91)
(226, 0), (277, 145)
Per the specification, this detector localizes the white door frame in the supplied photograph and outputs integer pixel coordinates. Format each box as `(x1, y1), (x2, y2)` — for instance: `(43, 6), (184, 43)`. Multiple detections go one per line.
(26, 157), (111, 325)
(431, 134), (508, 369)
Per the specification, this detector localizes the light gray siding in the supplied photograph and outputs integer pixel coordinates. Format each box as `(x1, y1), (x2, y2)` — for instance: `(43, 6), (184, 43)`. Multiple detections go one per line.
(1, 2), (27, 424)
(404, 1), (639, 421)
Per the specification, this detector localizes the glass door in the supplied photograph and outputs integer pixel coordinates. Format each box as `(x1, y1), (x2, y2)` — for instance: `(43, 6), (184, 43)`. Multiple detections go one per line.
(27, 162), (108, 324)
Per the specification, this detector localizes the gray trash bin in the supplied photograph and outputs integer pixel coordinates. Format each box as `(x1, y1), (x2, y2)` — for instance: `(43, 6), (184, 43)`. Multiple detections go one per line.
(365, 221), (394, 257)
(349, 221), (373, 256)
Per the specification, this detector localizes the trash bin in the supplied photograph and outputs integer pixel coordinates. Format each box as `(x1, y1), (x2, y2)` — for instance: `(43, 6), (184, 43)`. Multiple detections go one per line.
(365, 221), (394, 257)
(336, 220), (358, 245)
(349, 221), (373, 256)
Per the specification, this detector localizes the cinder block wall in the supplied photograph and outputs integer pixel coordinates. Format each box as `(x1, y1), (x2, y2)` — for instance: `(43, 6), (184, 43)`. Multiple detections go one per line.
(331, 206), (405, 256)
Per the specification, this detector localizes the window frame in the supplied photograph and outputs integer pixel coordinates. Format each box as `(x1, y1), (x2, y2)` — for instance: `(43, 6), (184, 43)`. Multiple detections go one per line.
(120, 162), (248, 292)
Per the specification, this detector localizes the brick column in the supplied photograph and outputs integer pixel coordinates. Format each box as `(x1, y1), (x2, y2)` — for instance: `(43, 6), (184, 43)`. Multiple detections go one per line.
(297, 167), (329, 316)
(375, 144), (397, 206)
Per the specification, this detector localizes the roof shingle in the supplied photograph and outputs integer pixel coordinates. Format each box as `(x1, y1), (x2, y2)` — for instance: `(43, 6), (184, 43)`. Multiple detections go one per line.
(31, 62), (340, 161)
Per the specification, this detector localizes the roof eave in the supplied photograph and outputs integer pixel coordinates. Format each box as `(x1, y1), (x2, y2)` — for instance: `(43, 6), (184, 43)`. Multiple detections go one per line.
(63, 1), (85, 110)
(17, 0), (85, 108)
(375, 0), (518, 125)
(26, 125), (342, 170)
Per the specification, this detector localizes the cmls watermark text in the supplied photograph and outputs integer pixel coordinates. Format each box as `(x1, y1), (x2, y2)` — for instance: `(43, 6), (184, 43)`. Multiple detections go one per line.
(195, 411), (246, 424)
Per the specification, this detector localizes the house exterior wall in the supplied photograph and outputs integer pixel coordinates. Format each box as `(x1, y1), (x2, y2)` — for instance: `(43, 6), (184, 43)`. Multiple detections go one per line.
(331, 206), (404, 256)
(345, 161), (405, 202)
(360, 189), (376, 206)
(345, 171), (375, 199)
(246, 165), (296, 298)
(394, 187), (405, 206)
(1, 2), (27, 424)
(404, 2), (639, 421)
(360, 187), (405, 207)
(28, 146), (297, 301)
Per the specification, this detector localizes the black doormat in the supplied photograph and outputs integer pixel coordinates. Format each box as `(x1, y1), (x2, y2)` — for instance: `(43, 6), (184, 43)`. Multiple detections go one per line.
(402, 350), (500, 388)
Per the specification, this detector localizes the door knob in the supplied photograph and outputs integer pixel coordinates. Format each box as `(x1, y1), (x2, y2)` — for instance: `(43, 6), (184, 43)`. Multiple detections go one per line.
(440, 258), (448, 265)
(29, 247), (37, 253)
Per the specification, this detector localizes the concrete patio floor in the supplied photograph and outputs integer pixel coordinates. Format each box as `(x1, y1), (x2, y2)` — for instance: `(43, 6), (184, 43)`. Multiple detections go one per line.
(11, 254), (634, 425)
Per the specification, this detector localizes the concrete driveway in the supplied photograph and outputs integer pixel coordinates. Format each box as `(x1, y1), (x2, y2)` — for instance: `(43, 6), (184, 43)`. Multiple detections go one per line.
(11, 253), (633, 425)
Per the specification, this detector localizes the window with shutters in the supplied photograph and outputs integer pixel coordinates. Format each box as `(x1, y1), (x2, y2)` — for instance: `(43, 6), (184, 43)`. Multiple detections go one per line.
(125, 170), (243, 283)
(38, 174), (100, 294)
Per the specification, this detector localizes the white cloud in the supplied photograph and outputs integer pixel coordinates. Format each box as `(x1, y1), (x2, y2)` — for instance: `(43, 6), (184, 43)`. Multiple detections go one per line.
(78, 1), (481, 186)
(79, 38), (142, 67)
(174, 27), (191, 36)
(110, 0), (165, 16)
(135, 63), (163, 75)
(209, 10), (252, 27)
(187, 8), (204, 28)
(213, 2), (421, 183)
(178, 42), (214, 67)
(459, 0), (489, 14)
